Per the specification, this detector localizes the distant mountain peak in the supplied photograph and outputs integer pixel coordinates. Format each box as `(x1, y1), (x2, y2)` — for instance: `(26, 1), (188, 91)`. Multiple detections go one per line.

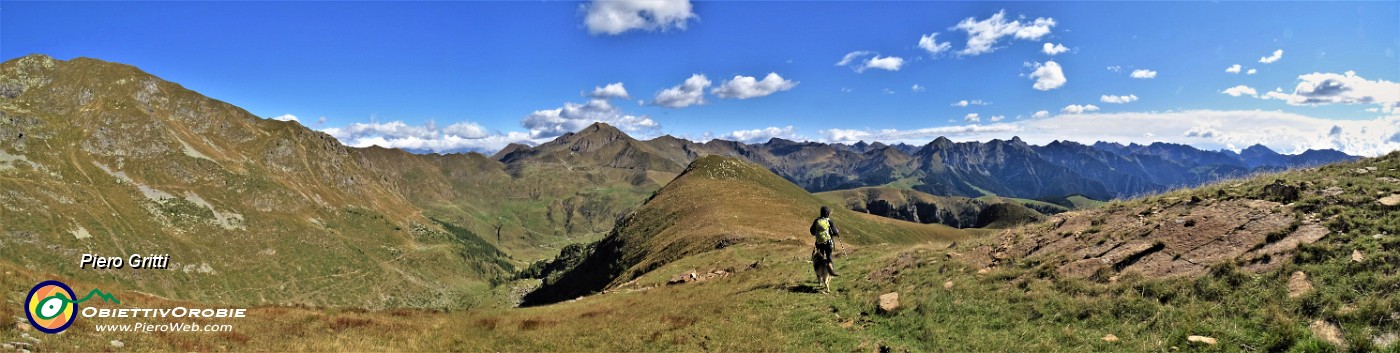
(931, 136), (953, 147)
(579, 121), (626, 137)
(1243, 143), (1277, 153)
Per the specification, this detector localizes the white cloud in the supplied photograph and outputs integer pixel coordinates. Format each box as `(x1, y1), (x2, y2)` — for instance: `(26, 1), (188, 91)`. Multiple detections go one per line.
(711, 73), (798, 99)
(821, 124), (1019, 144)
(883, 88), (896, 95)
(863, 55), (905, 72)
(270, 114), (299, 122)
(1221, 85), (1259, 97)
(1130, 69), (1157, 79)
(1258, 71), (1400, 113)
(1029, 61), (1066, 91)
(964, 113), (981, 122)
(1259, 49), (1284, 64)
(1107, 66), (1122, 73)
(1226, 64), (1242, 74)
(840, 87), (853, 93)
(836, 51), (903, 72)
(322, 120), (533, 153)
(1100, 94), (1139, 104)
(819, 110), (1399, 157)
(1032, 110), (1051, 119)
(653, 74), (711, 108)
(589, 82), (630, 99)
(582, 0), (697, 35)
(1042, 43), (1069, 55)
(951, 99), (990, 107)
(918, 32), (952, 55)
(912, 84), (926, 92)
(522, 99), (659, 138)
(955, 10), (1057, 56)
(836, 51), (872, 66)
(989, 115), (1005, 122)
(1061, 104), (1100, 114)
(1247, 69), (1258, 75)
(1016, 110), (1399, 156)
(721, 126), (802, 143)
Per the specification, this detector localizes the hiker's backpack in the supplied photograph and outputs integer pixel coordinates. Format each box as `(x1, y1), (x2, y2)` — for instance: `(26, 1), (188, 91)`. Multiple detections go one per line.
(811, 217), (833, 244)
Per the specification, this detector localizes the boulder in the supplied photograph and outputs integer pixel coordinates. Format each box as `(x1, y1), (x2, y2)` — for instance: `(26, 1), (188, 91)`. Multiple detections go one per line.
(877, 292), (899, 314)
(1102, 334), (1119, 342)
(1379, 194), (1400, 207)
(1262, 180), (1300, 203)
(1352, 249), (1366, 263)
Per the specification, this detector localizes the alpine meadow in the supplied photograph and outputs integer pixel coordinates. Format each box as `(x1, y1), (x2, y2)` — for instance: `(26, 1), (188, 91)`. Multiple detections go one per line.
(1, 1), (1398, 352)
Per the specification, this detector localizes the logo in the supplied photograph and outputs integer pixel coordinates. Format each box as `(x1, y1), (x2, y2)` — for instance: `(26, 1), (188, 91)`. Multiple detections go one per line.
(24, 280), (119, 334)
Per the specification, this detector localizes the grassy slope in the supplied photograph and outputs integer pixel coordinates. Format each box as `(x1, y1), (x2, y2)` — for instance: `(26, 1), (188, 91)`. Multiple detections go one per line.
(818, 186), (1054, 229)
(0, 55), (508, 309)
(523, 156), (970, 304)
(7, 154), (1394, 352)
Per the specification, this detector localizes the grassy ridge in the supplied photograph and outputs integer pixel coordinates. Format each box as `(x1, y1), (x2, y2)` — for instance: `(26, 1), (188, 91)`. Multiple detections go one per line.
(522, 156), (970, 305)
(4, 153), (1394, 351)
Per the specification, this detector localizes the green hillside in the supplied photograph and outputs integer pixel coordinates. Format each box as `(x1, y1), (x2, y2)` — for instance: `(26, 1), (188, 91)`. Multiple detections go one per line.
(0, 55), (510, 308)
(524, 156), (970, 304)
(819, 186), (1055, 229)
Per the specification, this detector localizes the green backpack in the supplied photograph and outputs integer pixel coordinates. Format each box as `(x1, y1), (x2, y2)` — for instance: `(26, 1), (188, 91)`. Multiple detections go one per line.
(811, 217), (833, 244)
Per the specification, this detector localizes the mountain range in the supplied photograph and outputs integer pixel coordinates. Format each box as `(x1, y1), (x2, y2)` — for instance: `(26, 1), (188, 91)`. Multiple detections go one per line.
(0, 54), (1357, 306)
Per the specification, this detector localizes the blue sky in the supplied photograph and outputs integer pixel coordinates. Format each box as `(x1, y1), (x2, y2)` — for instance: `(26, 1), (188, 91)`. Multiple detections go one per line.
(3, 1), (1399, 155)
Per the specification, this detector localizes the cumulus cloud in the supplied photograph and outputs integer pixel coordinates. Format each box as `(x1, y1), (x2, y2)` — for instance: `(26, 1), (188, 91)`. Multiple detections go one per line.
(863, 55), (904, 72)
(835, 51), (904, 72)
(270, 114), (299, 122)
(653, 74), (711, 108)
(1226, 64), (1242, 74)
(952, 100), (990, 107)
(964, 113), (981, 122)
(582, 0), (697, 35)
(1130, 69), (1157, 79)
(1222, 85), (1258, 97)
(955, 10), (1057, 56)
(918, 32), (952, 55)
(912, 84), (926, 92)
(989, 115), (1005, 122)
(820, 123), (1019, 144)
(322, 120), (533, 153)
(589, 82), (630, 99)
(1247, 69), (1258, 75)
(721, 126), (802, 143)
(1042, 43), (1069, 55)
(1259, 71), (1400, 113)
(1032, 110), (1051, 119)
(1061, 104), (1100, 114)
(818, 110), (1399, 156)
(711, 73), (798, 99)
(1016, 110), (1400, 156)
(1029, 61), (1066, 91)
(522, 99), (659, 138)
(1258, 49), (1284, 64)
(1100, 94), (1139, 104)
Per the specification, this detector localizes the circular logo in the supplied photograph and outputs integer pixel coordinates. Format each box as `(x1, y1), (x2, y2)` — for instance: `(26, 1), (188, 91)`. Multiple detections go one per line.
(25, 280), (77, 334)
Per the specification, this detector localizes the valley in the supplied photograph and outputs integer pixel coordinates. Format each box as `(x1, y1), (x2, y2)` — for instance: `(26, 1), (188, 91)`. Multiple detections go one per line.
(1, 54), (1394, 351)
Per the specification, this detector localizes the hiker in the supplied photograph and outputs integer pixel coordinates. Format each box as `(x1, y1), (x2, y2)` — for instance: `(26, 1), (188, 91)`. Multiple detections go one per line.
(810, 206), (840, 277)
